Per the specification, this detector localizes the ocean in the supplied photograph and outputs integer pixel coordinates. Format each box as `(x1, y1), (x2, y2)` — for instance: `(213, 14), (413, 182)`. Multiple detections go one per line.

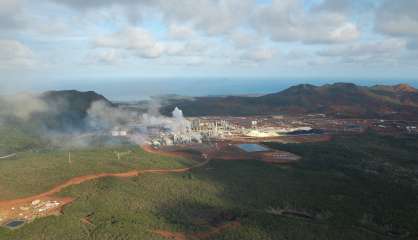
(4, 78), (418, 101)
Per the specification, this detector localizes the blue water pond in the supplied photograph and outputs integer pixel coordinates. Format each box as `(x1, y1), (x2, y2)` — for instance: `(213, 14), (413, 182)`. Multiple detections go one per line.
(4, 220), (25, 229)
(237, 144), (270, 152)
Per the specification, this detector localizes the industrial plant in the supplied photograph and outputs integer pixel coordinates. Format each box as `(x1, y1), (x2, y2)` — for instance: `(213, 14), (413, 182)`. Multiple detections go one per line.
(108, 106), (418, 149)
(108, 107), (325, 148)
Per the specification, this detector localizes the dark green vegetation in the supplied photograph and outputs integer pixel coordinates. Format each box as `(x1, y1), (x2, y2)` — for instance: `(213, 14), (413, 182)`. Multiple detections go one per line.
(0, 90), (113, 155)
(0, 90), (112, 136)
(1, 132), (417, 240)
(161, 83), (418, 119)
(37, 90), (112, 130)
(0, 90), (195, 199)
(0, 124), (43, 156)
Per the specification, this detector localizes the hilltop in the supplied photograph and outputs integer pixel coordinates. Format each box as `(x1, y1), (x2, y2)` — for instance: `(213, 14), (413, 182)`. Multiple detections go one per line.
(41, 90), (111, 111)
(35, 90), (113, 131)
(0, 90), (113, 154)
(160, 83), (418, 119)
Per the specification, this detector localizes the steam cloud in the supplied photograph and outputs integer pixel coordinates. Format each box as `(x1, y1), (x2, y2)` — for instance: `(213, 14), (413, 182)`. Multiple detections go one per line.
(87, 101), (199, 145)
(87, 101), (137, 130)
(0, 93), (47, 122)
(0, 91), (198, 148)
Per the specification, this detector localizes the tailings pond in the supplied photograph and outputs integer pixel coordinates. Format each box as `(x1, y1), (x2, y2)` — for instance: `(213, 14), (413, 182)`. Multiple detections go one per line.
(237, 144), (270, 152)
(3, 220), (25, 229)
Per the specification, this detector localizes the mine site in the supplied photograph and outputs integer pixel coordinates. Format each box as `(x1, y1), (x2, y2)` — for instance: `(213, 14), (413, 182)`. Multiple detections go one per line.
(1, 87), (418, 240)
(2, 0), (418, 239)
(1, 100), (417, 234)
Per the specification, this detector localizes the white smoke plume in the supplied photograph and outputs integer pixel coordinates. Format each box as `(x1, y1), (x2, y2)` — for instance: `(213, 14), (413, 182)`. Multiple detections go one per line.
(87, 101), (138, 130)
(0, 91), (200, 148)
(0, 92), (47, 121)
(77, 99), (200, 146)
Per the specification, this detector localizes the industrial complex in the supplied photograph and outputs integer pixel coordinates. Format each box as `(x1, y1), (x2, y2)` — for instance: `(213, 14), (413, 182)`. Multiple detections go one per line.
(105, 107), (418, 168)
(110, 107), (418, 149)
(2, 106), (417, 230)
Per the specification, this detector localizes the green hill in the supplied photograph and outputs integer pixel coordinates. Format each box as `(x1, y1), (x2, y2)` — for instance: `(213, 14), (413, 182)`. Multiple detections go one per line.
(0, 90), (113, 154)
(36, 90), (113, 131)
(160, 83), (418, 118)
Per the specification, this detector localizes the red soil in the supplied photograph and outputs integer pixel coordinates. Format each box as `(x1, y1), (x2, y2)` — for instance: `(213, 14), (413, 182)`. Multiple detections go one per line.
(211, 143), (300, 164)
(0, 147), (210, 224)
(80, 217), (95, 226)
(0, 170), (139, 212)
(0, 142), (293, 225)
(276, 134), (332, 143)
(153, 221), (240, 240)
(192, 221), (240, 239)
(153, 230), (187, 240)
(142, 144), (181, 158)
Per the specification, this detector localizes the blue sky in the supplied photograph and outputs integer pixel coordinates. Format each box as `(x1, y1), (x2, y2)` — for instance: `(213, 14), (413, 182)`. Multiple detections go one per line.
(0, 0), (417, 91)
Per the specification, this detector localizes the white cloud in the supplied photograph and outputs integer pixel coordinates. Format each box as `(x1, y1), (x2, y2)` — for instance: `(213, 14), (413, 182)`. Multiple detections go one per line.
(240, 47), (276, 62)
(0, 0), (25, 30)
(168, 24), (195, 40)
(93, 26), (214, 61)
(253, 0), (360, 44)
(314, 0), (352, 13)
(0, 0), (416, 78)
(52, 0), (360, 44)
(329, 22), (360, 43)
(94, 27), (165, 58)
(229, 31), (261, 48)
(317, 38), (409, 66)
(34, 21), (70, 35)
(318, 39), (406, 57)
(134, 44), (164, 59)
(85, 49), (122, 65)
(52, 0), (253, 35)
(155, 0), (254, 35)
(166, 40), (210, 56)
(375, 0), (418, 38)
(50, 0), (142, 10)
(0, 39), (36, 68)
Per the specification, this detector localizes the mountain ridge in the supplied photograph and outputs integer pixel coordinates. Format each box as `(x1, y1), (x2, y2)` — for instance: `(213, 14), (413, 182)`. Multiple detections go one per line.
(160, 82), (418, 119)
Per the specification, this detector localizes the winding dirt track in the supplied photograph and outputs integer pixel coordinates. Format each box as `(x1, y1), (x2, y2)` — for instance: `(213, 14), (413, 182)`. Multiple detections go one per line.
(153, 221), (241, 240)
(0, 147), (210, 213)
(0, 146), (238, 239)
(0, 170), (140, 208)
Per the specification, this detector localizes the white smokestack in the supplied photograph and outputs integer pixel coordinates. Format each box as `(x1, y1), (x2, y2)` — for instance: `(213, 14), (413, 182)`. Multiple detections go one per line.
(171, 107), (190, 134)
(172, 107), (184, 120)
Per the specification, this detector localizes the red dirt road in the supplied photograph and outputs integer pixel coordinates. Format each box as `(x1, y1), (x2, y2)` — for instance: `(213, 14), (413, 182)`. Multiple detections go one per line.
(0, 170), (140, 211)
(153, 221), (241, 240)
(0, 147), (210, 223)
